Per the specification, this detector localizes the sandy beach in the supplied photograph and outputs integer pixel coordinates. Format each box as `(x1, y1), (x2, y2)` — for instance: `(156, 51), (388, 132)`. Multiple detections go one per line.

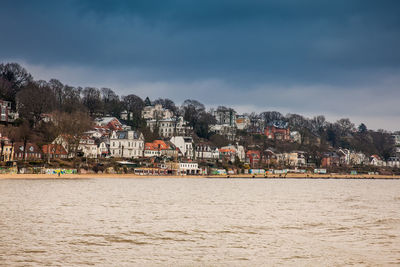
(1, 173), (399, 179)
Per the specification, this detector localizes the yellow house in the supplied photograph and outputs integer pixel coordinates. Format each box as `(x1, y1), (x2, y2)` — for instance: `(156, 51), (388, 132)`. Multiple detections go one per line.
(0, 135), (14, 161)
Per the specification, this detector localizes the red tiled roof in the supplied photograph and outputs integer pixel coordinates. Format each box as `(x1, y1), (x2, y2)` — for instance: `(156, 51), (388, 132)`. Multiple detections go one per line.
(42, 144), (68, 155)
(145, 140), (170, 151)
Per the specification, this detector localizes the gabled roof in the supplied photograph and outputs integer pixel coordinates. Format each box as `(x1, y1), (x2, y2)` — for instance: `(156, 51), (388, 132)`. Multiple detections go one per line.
(42, 144), (68, 155)
(14, 143), (41, 153)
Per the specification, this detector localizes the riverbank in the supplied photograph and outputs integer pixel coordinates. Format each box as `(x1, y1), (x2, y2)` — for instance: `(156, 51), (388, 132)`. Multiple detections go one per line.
(1, 173), (400, 179)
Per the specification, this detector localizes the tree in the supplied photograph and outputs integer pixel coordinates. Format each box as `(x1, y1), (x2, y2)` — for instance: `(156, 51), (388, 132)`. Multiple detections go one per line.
(195, 112), (216, 139)
(144, 96), (152, 106)
(181, 99), (205, 128)
(260, 111), (284, 124)
(311, 115), (327, 134)
(0, 62), (33, 108)
(82, 87), (103, 116)
(48, 79), (64, 109)
(63, 85), (84, 113)
(101, 88), (122, 117)
(17, 81), (56, 127)
(122, 94), (145, 128)
(335, 118), (355, 136)
(52, 111), (93, 158)
(153, 98), (177, 113)
(358, 123), (367, 134)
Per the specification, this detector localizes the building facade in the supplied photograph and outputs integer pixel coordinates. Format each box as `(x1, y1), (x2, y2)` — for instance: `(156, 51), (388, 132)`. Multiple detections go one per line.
(0, 99), (17, 123)
(170, 136), (194, 159)
(110, 130), (144, 158)
(146, 116), (192, 138)
(142, 104), (173, 120)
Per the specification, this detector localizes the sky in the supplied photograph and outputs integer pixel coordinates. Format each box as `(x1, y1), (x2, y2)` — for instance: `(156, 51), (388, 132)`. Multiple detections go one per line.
(1, 0), (400, 130)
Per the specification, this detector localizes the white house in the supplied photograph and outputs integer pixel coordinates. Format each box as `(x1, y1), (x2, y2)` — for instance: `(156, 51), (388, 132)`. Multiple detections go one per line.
(387, 157), (400, 168)
(195, 143), (220, 160)
(178, 162), (200, 175)
(147, 116), (192, 138)
(370, 155), (385, 166)
(97, 139), (110, 158)
(235, 115), (250, 130)
(110, 130), (144, 158)
(209, 124), (236, 141)
(220, 144), (245, 162)
(142, 104), (174, 120)
(170, 136), (194, 159)
(78, 137), (98, 158)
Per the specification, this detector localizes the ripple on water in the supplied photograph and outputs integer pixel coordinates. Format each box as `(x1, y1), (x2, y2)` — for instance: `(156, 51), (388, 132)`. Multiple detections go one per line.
(1, 178), (400, 266)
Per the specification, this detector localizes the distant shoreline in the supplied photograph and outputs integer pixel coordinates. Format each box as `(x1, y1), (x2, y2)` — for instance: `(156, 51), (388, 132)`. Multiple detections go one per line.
(1, 173), (399, 179)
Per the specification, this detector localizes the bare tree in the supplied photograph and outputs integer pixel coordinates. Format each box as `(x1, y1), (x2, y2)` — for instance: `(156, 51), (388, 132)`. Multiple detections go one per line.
(17, 82), (56, 127)
(82, 87), (103, 116)
(0, 63), (33, 108)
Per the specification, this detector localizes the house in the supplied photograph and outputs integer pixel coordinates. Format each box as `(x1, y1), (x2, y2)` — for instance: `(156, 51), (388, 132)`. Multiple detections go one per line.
(147, 116), (192, 138)
(40, 113), (54, 123)
(210, 107), (237, 141)
(0, 134), (14, 161)
(178, 161), (200, 175)
(144, 140), (177, 158)
(387, 157), (400, 168)
(219, 148), (236, 162)
(264, 121), (290, 141)
(337, 149), (351, 165)
(369, 155), (385, 166)
(236, 115), (250, 130)
(349, 152), (367, 165)
(290, 131), (301, 143)
(248, 116), (265, 134)
(13, 143), (42, 160)
(392, 134), (400, 157)
(0, 99), (18, 123)
(275, 152), (305, 167)
(142, 104), (174, 120)
(84, 130), (103, 139)
(52, 134), (73, 154)
(264, 149), (277, 167)
(110, 130), (144, 158)
(209, 124), (236, 141)
(220, 144), (246, 162)
(321, 152), (340, 167)
(170, 136), (194, 159)
(78, 136), (98, 158)
(42, 144), (68, 159)
(246, 150), (261, 167)
(120, 110), (133, 120)
(195, 143), (220, 160)
(95, 117), (124, 131)
(212, 107), (237, 126)
(96, 138), (110, 158)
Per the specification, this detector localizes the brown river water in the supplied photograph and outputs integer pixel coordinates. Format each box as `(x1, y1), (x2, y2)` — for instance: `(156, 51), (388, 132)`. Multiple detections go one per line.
(1, 178), (400, 266)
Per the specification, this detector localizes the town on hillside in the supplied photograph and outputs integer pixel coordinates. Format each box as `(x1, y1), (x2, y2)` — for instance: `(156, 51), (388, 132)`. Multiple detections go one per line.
(0, 62), (399, 176)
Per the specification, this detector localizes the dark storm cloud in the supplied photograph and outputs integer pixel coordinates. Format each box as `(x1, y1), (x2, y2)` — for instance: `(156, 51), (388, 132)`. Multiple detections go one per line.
(1, 0), (400, 129)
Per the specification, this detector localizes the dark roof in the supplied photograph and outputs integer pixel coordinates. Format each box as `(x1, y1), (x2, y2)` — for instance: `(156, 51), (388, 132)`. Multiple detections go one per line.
(267, 120), (289, 129)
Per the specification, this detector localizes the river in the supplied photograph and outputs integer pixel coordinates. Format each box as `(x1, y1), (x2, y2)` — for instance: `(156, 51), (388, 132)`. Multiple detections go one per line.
(1, 178), (399, 266)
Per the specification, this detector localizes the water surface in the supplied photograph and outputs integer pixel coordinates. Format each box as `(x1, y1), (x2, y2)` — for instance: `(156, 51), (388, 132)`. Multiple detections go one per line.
(1, 178), (400, 266)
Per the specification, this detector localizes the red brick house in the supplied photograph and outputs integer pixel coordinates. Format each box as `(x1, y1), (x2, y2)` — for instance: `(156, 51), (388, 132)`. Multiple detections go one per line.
(246, 150), (261, 167)
(264, 121), (290, 141)
(321, 152), (340, 167)
(13, 143), (42, 160)
(42, 144), (68, 159)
